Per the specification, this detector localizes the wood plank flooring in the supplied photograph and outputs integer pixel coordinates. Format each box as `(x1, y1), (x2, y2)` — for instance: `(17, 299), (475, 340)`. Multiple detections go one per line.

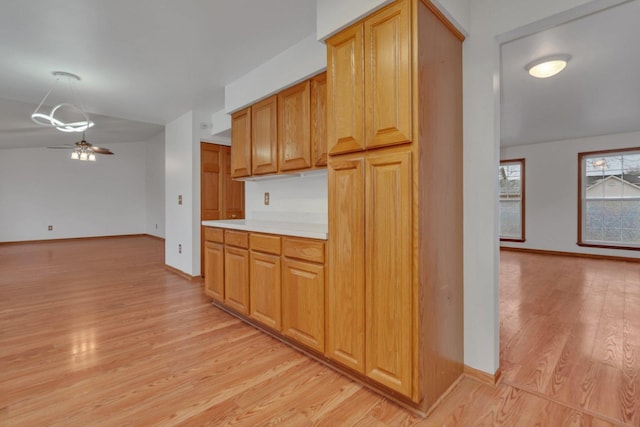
(0, 237), (636, 425)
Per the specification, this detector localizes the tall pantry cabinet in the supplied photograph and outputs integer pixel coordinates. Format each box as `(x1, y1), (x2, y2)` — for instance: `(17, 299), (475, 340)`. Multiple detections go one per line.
(326, 0), (464, 412)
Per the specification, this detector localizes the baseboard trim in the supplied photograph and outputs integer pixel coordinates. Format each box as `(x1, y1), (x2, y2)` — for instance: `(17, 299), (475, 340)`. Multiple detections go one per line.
(145, 234), (165, 241)
(0, 234), (149, 245)
(500, 246), (639, 263)
(164, 264), (200, 281)
(464, 365), (502, 387)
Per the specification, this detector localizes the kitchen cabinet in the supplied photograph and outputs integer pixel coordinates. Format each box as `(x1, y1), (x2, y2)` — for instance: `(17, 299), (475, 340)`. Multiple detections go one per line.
(224, 230), (249, 314)
(230, 107), (251, 178)
(326, 157), (365, 373)
(311, 72), (328, 167)
(204, 228), (224, 302)
(278, 81), (311, 171)
(326, 0), (464, 411)
(249, 233), (282, 330)
(282, 237), (325, 353)
(251, 95), (278, 175)
(326, 0), (411, 154)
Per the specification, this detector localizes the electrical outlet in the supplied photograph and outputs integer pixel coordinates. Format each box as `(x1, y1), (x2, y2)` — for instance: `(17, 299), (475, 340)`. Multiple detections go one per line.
(48, 225), (53, 231)
(178, 244), (182, 254)
(264, 192), (270, 205)
(178, 195), (182, 205)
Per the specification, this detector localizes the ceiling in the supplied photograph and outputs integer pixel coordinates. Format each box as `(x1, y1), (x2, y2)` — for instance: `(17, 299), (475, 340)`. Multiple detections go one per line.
(0, 0), (316, 149)
(0, 1), (637, 150)
(501, 0), (640, 147)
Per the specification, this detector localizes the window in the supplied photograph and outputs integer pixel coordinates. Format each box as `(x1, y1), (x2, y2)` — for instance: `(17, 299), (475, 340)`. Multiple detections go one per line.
(499, 159), (525, 241)
(579, 148), (640, 250)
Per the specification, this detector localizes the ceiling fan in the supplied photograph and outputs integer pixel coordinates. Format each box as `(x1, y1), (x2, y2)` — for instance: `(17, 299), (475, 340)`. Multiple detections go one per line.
(47, 133), (114, 161)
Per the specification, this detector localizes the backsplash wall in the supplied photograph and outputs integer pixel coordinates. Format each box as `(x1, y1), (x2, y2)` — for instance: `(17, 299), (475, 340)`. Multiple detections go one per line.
(244, 170), (328, 224)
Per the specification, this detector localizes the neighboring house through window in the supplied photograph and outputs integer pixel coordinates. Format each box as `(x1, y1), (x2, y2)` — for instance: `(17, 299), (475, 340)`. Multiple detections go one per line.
(499, 159), (525, 242)
(579, 148), (640, 249)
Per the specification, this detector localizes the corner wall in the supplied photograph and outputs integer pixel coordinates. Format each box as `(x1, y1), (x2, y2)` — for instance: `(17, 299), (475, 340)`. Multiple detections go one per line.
(501, 131), (640, 259)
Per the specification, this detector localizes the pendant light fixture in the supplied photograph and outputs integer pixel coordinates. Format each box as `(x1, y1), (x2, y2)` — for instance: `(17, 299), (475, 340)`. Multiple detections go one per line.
(525, 54), (571, 79)
(31, 71), (95, 132)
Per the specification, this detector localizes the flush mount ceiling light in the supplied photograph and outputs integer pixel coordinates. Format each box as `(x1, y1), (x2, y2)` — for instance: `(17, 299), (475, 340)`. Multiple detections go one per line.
(31, 71), (95, 132)
(525, 54), (571, 78)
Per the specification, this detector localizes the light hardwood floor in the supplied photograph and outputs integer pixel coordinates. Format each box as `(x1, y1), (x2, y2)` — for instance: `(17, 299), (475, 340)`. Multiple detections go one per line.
(0, 236), (636, 426)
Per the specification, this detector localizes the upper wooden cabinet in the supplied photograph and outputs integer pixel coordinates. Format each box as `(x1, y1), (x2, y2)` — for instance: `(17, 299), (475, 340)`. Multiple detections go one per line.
(326, 0), (411, 155)
(326, 24), (364, 155)
(230, 72), (326, 178)
(230, 108), (251, 178)
(278, 81), (311, 171)
(251, 95), (278, 175)
(311, 72), (328, 167)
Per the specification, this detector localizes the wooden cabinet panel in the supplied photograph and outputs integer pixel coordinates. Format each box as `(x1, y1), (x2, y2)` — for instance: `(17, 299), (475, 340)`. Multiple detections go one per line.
(224, 230), (248, 249)
(365, 151), (412, 396)
(327, 157), (365, 372)
(311, 72), (328, 167)
(201, 144), (222, 220)
(204, 242), (224, 301)
(222, 146), (244, 219)
(250, 233), (281, 255)
(282, 238), (325, 264)
(224, 246), (249, 314)
(250, 252), (281, 330)
(282, 259), (325, 352)
(231, 107), (252, 178)
(326, 24), (364, 155)
(364, 0), (412, 149)
(278, 81), (311, 171)
(252, 95), (278, 175)
(204, 227), (223, 244)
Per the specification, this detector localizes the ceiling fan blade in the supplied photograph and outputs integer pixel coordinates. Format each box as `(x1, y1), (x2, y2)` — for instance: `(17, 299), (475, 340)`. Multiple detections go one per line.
(90, 146), (114, 155)
(47, 144), (75, 149)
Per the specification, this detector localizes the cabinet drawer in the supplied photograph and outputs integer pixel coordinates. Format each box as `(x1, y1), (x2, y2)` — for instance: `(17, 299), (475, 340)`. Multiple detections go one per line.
(204, 227), (224, 243)
(225, 230), (249, 248)
(250, 233), (281, 255)
(283, 237), (325, 263)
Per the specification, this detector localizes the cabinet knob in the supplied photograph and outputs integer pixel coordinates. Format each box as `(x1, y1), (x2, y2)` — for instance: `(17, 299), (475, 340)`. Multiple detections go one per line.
(231, 214), (237, 219)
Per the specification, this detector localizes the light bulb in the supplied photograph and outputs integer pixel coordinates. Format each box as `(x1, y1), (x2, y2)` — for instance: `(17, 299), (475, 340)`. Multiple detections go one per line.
(88, 153), (96, 161)
(71, 151), (79, 160)
(525, 54), (571, 79)
(79, 152), (88, 161)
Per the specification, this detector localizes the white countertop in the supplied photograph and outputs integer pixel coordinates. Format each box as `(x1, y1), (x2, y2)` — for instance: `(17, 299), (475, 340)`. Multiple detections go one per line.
(202, 219), (328, 240)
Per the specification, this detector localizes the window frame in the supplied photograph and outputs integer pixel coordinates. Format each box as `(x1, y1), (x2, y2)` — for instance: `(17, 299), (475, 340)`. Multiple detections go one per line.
(577, 147), (640, 251)
(499, 158), (526, 242)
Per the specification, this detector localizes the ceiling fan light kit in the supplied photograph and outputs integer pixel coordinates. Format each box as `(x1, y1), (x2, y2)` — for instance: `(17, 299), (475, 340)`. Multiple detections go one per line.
(525, 54), (571, 78)
(31, 71), (95, 132)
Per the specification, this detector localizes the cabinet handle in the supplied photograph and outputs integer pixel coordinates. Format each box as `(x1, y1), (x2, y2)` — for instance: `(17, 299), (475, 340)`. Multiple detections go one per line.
(231, 214), (237, 219)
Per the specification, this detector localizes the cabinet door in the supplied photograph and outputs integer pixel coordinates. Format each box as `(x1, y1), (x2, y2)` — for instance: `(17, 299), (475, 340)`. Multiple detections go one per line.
(250, 252), (281, 330)
(252, 95), (278, 175)
(204, 242), (224, 301)
(311, 72), (328, 167)
(282, 259), (325, 352)
(278, 80), (311, 172)
(326, 24), (364, 155)
(224, 246), (249, 314)
(327, 157), (365, 372)
(365, 151), (412, 396)
(231, 107), (252, 178)
(201, 143), (222, 220)
(364, 0), (412, 149)
(221, 146), (245, 220)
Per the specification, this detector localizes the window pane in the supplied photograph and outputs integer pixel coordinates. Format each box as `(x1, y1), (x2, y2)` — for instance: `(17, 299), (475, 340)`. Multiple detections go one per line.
(581, 149), (640, 248)
(499, 160), (524, 240)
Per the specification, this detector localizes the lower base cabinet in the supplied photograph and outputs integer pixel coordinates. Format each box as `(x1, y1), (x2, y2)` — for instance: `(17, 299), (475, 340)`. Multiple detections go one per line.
(204, 241), (224, 301)
(249, 251), (281, 330)
(224, 245), (249, 314)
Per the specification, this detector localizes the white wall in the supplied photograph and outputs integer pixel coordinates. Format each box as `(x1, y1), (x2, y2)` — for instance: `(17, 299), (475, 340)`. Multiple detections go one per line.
(244, 171), (328, 224)
(501, 131), (640, 259)
(0, 141), (147, 242)
(225, 33), (326, 113)
(165, 111), (196, 275)
(145, 131), (165, 238)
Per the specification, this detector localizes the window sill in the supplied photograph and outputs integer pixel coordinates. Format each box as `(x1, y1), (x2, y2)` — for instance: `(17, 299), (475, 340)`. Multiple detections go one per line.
(500, 238), (526, 243)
